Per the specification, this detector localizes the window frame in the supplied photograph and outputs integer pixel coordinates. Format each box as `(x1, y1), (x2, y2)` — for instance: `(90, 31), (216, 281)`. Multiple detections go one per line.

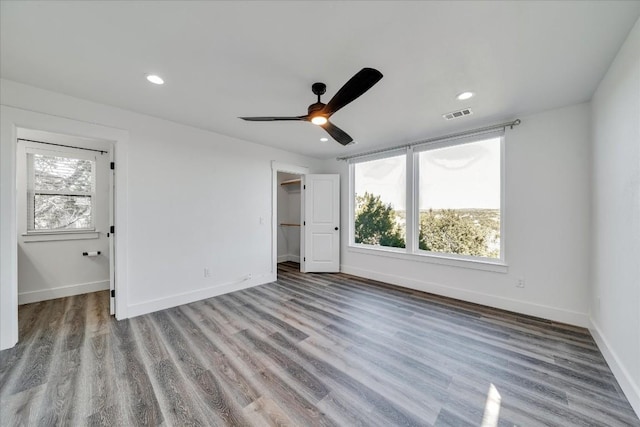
(25, 146), (97, 235)
(349, 131), (507, 272)
(349, 149), (408, 252)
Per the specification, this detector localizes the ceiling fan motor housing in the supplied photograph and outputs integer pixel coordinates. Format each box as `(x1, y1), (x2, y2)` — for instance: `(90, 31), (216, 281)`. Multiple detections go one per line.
(311, 82), (326, 96)
(307, 102), (326, 116)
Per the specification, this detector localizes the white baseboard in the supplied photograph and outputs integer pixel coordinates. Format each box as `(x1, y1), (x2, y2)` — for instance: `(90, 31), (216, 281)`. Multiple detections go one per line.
(277, 254), (300, 263)
(589, 319), (640, 418)
(19, 280), (110, 304)
(127, 273), (276, 318)
(287, 254), (300, 263)
(340, 265), (589, 327)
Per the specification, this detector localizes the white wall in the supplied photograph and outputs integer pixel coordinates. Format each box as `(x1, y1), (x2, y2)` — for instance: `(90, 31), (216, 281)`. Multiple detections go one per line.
(590, 18), (640, 416)
(277, 172), (301, 263)
(327, 102), (592, 327)
(287, 188), (301, 260)
(0, 79), (324, 349)
(16, 130), (111, 304)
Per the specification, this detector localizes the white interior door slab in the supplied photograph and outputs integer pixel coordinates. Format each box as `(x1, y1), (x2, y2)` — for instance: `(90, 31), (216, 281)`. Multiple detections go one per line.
(109, 151), (115, 315)
(301, 174), (340, 273)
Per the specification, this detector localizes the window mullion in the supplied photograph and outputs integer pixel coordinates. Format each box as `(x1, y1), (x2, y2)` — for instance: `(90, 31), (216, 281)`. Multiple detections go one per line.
(349, 163), (355, 246)
(405, 147), (416, 253)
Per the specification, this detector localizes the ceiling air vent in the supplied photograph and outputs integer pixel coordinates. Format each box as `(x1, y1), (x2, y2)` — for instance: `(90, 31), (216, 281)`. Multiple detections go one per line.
(443, 108), (473, 120)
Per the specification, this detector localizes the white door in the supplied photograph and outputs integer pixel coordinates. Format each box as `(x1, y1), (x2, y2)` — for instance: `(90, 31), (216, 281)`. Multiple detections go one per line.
(301, 174), (340, 273)
(109, 154), (115, 315)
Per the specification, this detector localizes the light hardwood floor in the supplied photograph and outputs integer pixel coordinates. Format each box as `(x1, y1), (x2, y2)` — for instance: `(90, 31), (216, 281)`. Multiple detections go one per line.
(1, 262), (638, 426)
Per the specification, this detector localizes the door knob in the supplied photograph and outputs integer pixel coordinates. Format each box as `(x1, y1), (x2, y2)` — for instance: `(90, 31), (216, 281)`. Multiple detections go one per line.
(334, 227), (339, 230)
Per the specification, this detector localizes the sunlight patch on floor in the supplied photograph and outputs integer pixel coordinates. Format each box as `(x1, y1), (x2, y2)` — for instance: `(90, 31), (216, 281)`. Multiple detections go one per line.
(481, 383), (502, 427)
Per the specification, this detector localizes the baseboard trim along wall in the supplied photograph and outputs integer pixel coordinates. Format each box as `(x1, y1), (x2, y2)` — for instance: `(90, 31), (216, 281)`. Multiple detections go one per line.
(277, 254), (300, 263)
(18, 280), (110, 305)
(340, 265), (589, 328)
(127, 273), (276, 318)
(590, 319), (640, 418)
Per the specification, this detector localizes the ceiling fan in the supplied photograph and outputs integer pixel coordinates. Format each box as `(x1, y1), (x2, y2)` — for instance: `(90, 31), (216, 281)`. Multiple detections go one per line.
(239, 68), (383, 146)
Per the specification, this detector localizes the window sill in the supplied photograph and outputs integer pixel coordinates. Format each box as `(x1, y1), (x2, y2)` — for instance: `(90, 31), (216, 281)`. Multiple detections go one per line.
(347, 245), (508, 273)
(22, 231), (100, 242)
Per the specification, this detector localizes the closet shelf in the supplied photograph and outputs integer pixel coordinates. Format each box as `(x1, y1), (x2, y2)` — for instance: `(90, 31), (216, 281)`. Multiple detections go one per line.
(280, 223), (301, 227)
(280, 179), (301, 186)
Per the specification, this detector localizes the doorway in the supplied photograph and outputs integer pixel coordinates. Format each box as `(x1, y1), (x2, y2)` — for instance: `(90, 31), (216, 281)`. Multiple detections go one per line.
(15, 128), (114, 322)
(277, 172), (302, 269)
(1, 105), (129, 350)
(272, 162), (308, 278)
(271, 161), (341, 277)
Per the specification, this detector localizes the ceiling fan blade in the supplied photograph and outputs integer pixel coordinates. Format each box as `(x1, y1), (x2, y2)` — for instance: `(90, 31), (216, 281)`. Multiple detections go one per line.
(323, 68), (383, 116)
(322, 122), (354, 146)
(239, 116), (307, 121)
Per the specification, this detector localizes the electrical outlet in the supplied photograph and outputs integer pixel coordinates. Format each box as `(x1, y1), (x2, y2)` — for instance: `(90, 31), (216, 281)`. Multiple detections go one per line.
(204, 268), (211, 278)
(516, 278), (525, 288)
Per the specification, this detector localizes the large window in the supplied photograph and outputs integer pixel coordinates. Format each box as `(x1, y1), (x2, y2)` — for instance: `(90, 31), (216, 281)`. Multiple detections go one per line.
(353, 154), (406, 248)
(27, 149), (96, 232)
(351, 133), (504, 263)
(418, 137), (501, 258)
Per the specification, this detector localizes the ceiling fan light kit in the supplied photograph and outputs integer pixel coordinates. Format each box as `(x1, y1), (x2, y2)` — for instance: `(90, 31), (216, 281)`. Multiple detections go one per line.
(240, 68), (383, 146)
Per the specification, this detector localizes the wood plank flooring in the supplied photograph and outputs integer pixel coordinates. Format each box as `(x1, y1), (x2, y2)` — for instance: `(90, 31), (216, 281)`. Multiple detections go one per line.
(1, 262), (638, 426)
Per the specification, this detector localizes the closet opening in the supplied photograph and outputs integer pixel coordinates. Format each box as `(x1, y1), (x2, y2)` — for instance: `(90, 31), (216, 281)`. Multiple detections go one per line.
(277, 171), (302, 275)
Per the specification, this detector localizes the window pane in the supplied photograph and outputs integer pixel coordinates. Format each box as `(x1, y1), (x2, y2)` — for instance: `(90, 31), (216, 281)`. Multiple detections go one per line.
(33, 194), (92, 230)
(33, 154), (94, 192)
(354, 155), (406, 248)
(418, 137), (501, 258)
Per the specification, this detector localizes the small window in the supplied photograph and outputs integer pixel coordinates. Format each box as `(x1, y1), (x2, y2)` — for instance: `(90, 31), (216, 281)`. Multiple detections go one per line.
(27, 150), (96, 232)
(353, 154), (406, 249)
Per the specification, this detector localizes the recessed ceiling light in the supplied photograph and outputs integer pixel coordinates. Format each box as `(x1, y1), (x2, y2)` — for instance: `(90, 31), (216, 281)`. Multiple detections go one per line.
(456, 91), (474, 100)
(146, 74), (164, 85)
(320, 137), (328, 142)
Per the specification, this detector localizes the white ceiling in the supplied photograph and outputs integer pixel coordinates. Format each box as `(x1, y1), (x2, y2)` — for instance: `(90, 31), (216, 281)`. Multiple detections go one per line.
(1, 1), (639, 159)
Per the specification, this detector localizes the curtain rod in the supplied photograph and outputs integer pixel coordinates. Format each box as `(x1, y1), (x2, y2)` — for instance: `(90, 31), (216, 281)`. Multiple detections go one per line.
(337, 119), (521, 161)
(17, 138), (108, 154)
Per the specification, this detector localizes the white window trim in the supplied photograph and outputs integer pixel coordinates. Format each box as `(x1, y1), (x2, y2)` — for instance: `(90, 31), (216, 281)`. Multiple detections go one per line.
(25, 146), (97, 236)
(21, 231), (100, 242)
(347, 245), (508, 273)
(349, 132), (507, 273)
